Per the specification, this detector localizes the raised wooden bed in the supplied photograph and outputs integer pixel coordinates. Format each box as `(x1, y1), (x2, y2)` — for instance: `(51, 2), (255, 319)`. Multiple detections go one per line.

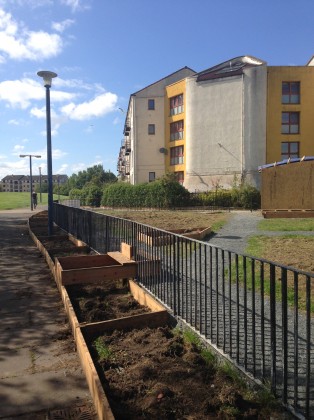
(262, 209), (314, 218)
(138, 226), (211, 246)
(28, 212), (174, 419)
(55, 253), (138, 286)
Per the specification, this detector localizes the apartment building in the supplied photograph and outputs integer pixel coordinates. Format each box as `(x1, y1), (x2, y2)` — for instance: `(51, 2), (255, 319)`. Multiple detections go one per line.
(266, 62), (314, 163)
(118, 56), (314, 191)
(1, 174), (68, 192)
(165, 79), (187, 184)
(117, 67), (196, 184)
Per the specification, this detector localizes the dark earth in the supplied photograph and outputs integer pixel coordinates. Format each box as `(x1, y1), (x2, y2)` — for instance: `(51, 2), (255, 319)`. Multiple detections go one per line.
(29, 211), (292, 419)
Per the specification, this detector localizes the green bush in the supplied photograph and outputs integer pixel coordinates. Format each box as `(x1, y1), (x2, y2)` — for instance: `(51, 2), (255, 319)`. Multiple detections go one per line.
(101, 176), (191, 209)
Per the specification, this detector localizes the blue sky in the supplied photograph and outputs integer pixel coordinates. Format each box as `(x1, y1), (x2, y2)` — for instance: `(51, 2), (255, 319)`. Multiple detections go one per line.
(0, 0), (313, 180)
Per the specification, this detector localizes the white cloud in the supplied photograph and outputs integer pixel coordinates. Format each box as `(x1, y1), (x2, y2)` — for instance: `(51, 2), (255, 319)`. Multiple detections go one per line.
(56, 163), (69, 174)
(8, 119), (20, 125)
(52, 148), (67, 159)
(61, 92), (118, 120)
(60, 0), (90, 13)
(0, 8), (63, 62)
(13, 144), (25, 155)
(52, 19), (75, 33)
(0, 78), (41, 108)
(0, 78), (75, 109)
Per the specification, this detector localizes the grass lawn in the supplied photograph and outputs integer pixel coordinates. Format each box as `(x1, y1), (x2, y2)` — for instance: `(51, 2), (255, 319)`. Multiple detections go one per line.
(258, 218), (314, 231)
(0, 192), (68, 210)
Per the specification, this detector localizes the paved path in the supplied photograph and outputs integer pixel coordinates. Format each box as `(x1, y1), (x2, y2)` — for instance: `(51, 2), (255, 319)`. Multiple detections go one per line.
(0, 209), (95, 419)
(208, 210), (314, 254)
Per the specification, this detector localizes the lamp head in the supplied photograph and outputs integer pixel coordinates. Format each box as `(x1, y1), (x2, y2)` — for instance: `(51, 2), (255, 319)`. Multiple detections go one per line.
(35, 155), (42, 158)
(37, 70), (58, 87)
(19, 154), (26, 157)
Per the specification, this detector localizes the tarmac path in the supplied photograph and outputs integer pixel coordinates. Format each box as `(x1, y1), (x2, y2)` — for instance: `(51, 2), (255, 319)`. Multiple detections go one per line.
(0, 209), (95, 419)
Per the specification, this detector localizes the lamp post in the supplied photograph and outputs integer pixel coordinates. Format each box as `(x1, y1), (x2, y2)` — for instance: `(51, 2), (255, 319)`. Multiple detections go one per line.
(37, 70), (57, 236)
(20, 154), (41, 210)
(38, 166), (42, 203)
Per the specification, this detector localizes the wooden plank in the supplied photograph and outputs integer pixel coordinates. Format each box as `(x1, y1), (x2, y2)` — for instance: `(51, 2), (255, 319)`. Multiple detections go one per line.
(59, 284), (80, 339)
(81, 311), (169, 341)
(76, 329), (115, 420)
(120, 242), (134, 259)
(61, 265), (138, 286)
(56, 254), (119, 270)
(129, 280), (165, 311)
(107, 251), (137, 266)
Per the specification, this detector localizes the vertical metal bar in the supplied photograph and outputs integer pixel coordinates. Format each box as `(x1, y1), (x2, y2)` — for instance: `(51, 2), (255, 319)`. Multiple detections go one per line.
(185, 239), (188, 320)
(172, 235), (177, 315)
(204, 246), (208, 339)
(199, 244), (203, 334)
(270, 264), (277, 394)
(305, 275), (311, 418)
(228, 251), (232, 357)
(176, 236), (181, 317)
(251, 259), (256, 377)
(293, 271), (298, 410)
(215, 247), (219, 346)
(194, 241), (198, 329)
(222, 250), (226, 352)
(260, 262), (265, 379)
(243, 256), (247, 369)
(236, 254), (240, 364)
(210, 246), (213, 340)
(189, 239), (193, 326)
(281, 267), (288, 405)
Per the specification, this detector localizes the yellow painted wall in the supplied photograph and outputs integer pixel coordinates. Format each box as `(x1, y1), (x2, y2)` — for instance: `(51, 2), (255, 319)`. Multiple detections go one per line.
(165, 79), (186, 176)
(267, 67), (314, 163)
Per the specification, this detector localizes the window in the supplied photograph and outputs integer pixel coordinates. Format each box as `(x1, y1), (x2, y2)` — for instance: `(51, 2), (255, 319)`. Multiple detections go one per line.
(281, 142), (299, 159)
(170, 146), (184, 165)
(175, 171), (184, 185)
(282, 82), (300, 104)
(281, 112), (299, 134)
(148, 124), (155, 135)
(148, 99), (155, 110)
(170, 120), (184, 141)
(149, 172), (155, 182)
(170, 94), (184, 115)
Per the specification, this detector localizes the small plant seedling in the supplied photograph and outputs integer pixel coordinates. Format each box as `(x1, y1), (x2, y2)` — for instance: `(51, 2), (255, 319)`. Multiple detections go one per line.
(94, 337), (113, 362)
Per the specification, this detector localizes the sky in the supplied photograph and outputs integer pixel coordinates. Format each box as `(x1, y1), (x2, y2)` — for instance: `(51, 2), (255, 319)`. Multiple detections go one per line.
(0, 0), (314, 181)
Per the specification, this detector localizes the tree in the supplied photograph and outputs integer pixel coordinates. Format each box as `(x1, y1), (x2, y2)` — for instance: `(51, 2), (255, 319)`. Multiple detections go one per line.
(67, 164), (117, 190)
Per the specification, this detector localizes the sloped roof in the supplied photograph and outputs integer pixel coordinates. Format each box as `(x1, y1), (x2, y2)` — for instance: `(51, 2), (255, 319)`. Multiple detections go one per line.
(196, 55), (266, 82)
(132, 66), (196, 95)
(1, 175), (24, 181)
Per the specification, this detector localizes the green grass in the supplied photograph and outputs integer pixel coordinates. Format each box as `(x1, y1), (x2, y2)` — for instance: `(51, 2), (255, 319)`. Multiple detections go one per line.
(230, 235), (314, 312)
(258, 218), (314, 231)
(0, 192), (68, 210)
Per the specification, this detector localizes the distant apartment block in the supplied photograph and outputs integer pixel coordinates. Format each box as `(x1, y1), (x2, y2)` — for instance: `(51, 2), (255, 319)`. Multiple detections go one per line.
(1, 174), (68, 192)
(117, 55), (314, 191)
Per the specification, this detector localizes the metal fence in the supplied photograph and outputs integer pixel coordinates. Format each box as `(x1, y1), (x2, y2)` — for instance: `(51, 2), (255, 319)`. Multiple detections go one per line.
(54, 204), (314, 419)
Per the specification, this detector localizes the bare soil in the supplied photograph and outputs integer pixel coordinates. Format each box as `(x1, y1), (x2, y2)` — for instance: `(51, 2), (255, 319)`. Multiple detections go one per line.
(67, 281), (151, 323)
(98, 209), (230, 232)
(29, 211), (296, 419)
(90, 326), (287, 419)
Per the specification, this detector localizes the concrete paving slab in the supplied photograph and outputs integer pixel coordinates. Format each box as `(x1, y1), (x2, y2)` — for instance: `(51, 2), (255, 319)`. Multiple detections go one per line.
(0, 210), (95, 419)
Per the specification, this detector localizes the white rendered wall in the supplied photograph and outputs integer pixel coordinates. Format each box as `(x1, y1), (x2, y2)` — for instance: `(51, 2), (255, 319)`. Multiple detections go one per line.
(130, 68), (195, 185)
(185, 66), (266, 191)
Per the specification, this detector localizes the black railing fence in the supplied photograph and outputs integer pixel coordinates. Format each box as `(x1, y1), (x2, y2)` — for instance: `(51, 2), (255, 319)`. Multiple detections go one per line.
(54, 204), (314, 419)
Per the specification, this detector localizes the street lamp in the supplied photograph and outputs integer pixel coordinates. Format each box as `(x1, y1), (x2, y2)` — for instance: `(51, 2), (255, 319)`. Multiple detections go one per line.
(37, 70), (57, 236)
(38, 167), (42, 203)
(20, 154), (41, 211)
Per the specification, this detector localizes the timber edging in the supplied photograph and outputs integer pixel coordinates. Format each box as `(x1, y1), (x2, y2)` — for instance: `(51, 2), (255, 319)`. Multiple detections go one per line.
(28, 212), (171, 420)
